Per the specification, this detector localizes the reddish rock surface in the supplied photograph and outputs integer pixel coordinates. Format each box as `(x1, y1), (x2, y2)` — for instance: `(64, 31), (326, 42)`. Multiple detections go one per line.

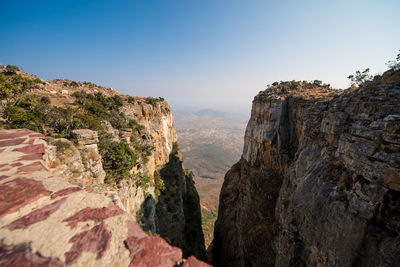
(62, 205), (124, 228)
(19, 153), (43, 161)
(10, 162), (23, 167)
(51, 187), (82, 199)
(13, 144), (45, 154)
(5, 198), (67, 230)
(0, 243), (64, 267)
(126, 234), (182, 267)
(0, 137), (26, 147)
(65, 222), (111, 264)
(0, 177), (49, 217)
(0, 129), (33, 139)
(17, 161), (47, 172)
(183, 256), (212, 267)
(0, 129), (209, 266)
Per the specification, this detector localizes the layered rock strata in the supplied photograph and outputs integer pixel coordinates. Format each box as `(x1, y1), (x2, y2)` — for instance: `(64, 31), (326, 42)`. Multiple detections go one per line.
(0, 128), (209, 266)
(213, 71), (400, 267)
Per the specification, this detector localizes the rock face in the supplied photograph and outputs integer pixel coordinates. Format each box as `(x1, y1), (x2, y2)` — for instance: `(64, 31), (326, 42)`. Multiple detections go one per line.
(213, 71), (400, 267)
(45, 130), (106, 185)
(0, 129), (210, 266)
(0, 66), (207, 262)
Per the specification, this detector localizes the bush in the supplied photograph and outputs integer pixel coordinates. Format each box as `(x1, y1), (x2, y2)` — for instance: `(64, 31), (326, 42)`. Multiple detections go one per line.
(127, 96), (135, 104)
(135, 173), (151, 189)
(6, 65), (20, 74)
(0, 73), (43, 100)
(128, 119), (144, 132)
(313, 80), (322, 86)
(386, 50), (400, 71)
(347, 68), (372, 86)
(100, 139), (137, 183)
(154, 171), (166, 198)
(145, 97), (164, 106)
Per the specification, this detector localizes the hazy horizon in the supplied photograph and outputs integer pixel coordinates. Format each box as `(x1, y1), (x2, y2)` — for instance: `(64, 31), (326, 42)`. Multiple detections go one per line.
(1, 0), (399, 112)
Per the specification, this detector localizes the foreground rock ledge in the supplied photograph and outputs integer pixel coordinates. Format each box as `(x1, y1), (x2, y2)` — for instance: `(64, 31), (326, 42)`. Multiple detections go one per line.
(0, 129), (209, 267)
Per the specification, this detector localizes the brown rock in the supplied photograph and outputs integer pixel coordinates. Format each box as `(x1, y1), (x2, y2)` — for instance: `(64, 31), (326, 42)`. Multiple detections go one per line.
(0, 243), (64, 267)
(65, 222), (111, 264)
(5, 198), (67, 230)
(62, 204), (124, 228)
(0, 178), (49, 217)
(51, 187), (82, 199)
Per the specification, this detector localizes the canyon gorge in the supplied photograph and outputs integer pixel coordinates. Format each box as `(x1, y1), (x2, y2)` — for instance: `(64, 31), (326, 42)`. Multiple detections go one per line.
(0, 64), (399, 267)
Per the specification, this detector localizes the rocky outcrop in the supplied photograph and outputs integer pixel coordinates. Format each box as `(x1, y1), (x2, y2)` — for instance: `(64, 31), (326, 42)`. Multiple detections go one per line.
(0, 67), (207, 262)
(0, 129), (209, 266)
(213, 71), (400, 266)
(45, 130), (106, 185)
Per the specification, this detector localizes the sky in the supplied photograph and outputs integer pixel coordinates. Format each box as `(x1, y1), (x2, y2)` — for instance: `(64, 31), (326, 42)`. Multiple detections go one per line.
(1, 0), (399, 113)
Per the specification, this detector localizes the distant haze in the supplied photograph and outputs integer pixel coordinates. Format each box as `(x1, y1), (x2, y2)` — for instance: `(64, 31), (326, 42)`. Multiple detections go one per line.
(1, 0), (399, 112)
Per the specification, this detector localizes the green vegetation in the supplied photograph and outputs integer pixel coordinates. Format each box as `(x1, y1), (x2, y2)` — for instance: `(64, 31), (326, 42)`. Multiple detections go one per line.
(127, 96), (135, 104)
(154, 171), (166, 198)
(145, 97), (164, 106)
(0, 72), (43, 100)
(4, 95), (52, 132)
(201, 209), (218, 248)
(98, 133), (137, 183)
(386, 49), (400, 71)
(135, 173), (151, 189)
(0, 72), (158, 189)
(266, 80), (331, 96)
(128, 119), (145, 132)
(5, 65), (20, 74)
(347, 68), (372, 87)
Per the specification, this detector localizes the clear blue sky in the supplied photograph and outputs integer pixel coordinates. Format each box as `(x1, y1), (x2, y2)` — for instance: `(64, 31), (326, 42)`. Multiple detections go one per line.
(1, 0), (399, 112)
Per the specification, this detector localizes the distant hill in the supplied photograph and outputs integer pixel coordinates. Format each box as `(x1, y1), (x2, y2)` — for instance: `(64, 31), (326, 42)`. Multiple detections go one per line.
(194, 109), (228, 117)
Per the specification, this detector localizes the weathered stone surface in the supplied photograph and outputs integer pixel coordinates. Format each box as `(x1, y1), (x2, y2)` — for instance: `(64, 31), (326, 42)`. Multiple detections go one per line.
(0, 243), (64, 267)
(183, 256), (212, 267)
(125, 221), (182, 267)
(51, 187), (82, 199)
(0, 129), (208, 266)
(45, 137), (105, 185)
(0, 177), (48, 217)
(17, 161), (47, 172)
(13, 144), (45, 154)
(213, 71), (400, 267)
(62, 205), (124, 228)
(5, 198), (67, 230)
(65, 222), (111, 264)
(0, 137), (25, 147)
(71, 129), (99, 145)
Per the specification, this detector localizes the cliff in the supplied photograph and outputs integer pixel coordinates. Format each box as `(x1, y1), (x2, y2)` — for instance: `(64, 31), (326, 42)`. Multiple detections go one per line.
(0, 67), (206, 262)
(0, 129), (209, 266)
(213, 70), (400, 266)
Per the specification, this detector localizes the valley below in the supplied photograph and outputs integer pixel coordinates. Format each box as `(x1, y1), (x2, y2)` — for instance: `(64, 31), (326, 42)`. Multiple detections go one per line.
(174, 109), (248, 248)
